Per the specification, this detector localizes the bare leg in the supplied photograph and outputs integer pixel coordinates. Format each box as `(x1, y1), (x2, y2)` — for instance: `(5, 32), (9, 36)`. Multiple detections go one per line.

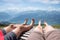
(44, 22), (60, 40)
(43, 22), (55, 34)
(3, 18), (28, 34)
(4, 19), (35, 40)
(12, 19), (35, 38)
(4, 19), (29, 40)
(26, 20), (44, 40)
(3, 24), (15, 33)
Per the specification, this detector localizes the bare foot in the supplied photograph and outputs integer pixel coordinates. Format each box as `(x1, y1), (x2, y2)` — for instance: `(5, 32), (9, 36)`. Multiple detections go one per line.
(23, 18), (28, 25)
(43, 22), (55, 34)
(14, 18), (28, 27)
(34, 20), (43, 33)
(20, 19), (35, 32)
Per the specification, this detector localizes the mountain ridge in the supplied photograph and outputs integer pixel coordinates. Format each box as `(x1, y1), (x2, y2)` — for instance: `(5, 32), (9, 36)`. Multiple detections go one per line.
(8, 10), (60, 25)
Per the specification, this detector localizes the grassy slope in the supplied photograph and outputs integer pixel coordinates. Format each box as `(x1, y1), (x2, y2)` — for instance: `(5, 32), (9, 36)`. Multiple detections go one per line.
(34, 24), (60, 29)
(0, 24), (60, 29)
(52, 24), (60, 29)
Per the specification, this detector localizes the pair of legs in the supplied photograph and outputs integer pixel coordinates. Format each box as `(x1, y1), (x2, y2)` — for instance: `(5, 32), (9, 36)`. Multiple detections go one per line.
(27, 21), (60, 40)
(2, 19), (35, 40)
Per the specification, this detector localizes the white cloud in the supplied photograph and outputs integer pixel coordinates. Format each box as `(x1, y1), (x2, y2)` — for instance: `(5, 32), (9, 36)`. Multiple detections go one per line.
(0, 7), (40, 12)
(28, 0), (60, 4)
(46, 6), (58, 11)
(21, 7), (41, 11)
(0, 0), (60, 12)
(0, 6), (60, 12)
(2, 0), (60, 4)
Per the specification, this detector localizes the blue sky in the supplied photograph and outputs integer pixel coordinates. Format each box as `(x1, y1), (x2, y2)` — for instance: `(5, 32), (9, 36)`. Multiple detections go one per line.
(0, 0), (60, 12)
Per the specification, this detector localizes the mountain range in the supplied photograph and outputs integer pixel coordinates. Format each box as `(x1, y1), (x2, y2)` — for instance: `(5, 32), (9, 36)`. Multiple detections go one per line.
(0, 10), (60, 25)
(0, 12), (11, 21)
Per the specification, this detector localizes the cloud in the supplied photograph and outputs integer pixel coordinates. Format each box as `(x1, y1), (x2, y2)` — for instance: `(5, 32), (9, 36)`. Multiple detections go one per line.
(0, 6), (40, 12)
(0, 0), (60, 12)
(1, 0), (60, 4)
(27, 0), (60, 4)
(0, 6), (60, 12)
(46, 6), (59, 11)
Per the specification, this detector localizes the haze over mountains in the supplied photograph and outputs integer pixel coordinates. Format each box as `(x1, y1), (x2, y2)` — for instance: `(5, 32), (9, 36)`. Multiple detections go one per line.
(0, 12), (11, 21)
(0, 10), (60, 25)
